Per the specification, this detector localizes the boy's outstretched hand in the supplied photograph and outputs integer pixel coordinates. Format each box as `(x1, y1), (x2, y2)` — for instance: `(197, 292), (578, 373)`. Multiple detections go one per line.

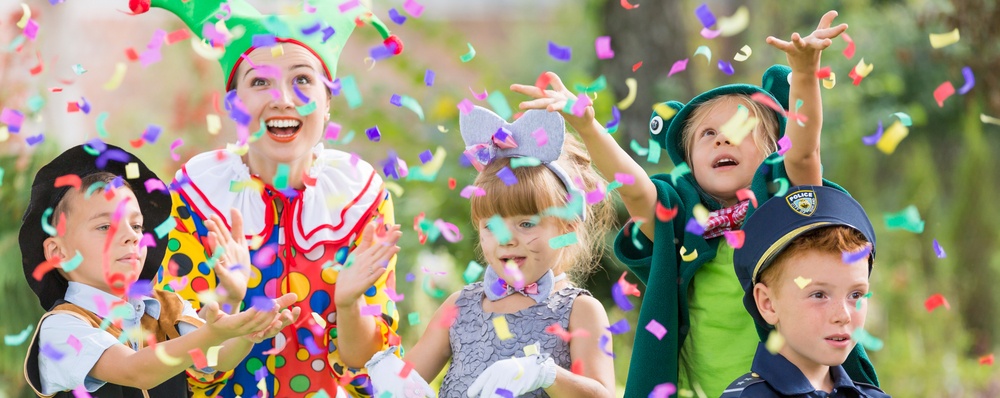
(511, 72), (596, 134)
(200, 292), (300, 342)
(766, 10), (847, 73)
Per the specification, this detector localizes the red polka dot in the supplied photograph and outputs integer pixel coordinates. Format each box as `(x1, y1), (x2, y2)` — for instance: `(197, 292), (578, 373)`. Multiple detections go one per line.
(191, 276), (209, 293)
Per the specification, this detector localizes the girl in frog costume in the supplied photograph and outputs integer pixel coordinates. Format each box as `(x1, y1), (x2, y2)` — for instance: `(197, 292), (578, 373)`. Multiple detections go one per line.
(128, 0), (405, 396)
(513, 10), (881, 398)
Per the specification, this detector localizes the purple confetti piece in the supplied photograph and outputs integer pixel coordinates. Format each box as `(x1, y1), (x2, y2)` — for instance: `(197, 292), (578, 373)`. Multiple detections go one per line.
(684, 218), (705, 236)
(390, 94), (403, 107)
(611, 283), (634, 311)
(304, 335), (323, 355)
(607, 319), (630, 334)
(78, 97), (91, 114)
(548, 41), (572, 62)
(842, 245), (872, 264)
(862, 120), (883, 146)
(598, 335), (615, 358)
(957, 66), (975, 95)
(126, 279), (154, 300)
(26, 134), (45, 146)
(251, 34), (277, 48)
(388, 8), (407, 24)
(1, 108), (24, 132)
(605, 106), (621, 129)
(496, 167), (518, 186)
(418, 150), (433, 164)
(406, 272), (416, 282)
(85, 138), (107, 153)
(40, 343), (64, 361)
(458, 98), (474, 114)
(645, 320), (667, 340)
(494, 389), (514, 398)
(361, 304), (382, 316)
(321, 26), (336, 43)
(369, 43), (395, 60)
(254, 366), (269, 381)
(139, 48), (162, 67)
(718, 60), (735, 75)
(292, 84), (311, 103)
(489, 278), (507, 297)
(251, 296), (275, 311)
(571, 92), (592, 117)
(96, 148), (130, 169)
(141, 125), (162, 144)
(694, 4), (716, 28)
(201, 23), (225, 44)
(109, 176), (125, 190)
(365, 126), (381, 142)
(933, 239), (947, 258)
(424, 69), (435, 86)
(301, 22), (322, 36)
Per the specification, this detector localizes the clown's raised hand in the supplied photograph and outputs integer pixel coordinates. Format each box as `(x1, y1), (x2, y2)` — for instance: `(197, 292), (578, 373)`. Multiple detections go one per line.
(766, 10), (847, 73)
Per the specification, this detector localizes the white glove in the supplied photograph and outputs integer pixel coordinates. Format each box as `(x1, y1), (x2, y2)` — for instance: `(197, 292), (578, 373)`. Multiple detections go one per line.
(466, 354), (557, 398)
(366, 346), (436, 398)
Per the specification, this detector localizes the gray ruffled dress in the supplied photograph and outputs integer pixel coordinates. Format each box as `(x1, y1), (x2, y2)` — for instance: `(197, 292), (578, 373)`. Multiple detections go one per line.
(439, 282), (591, 398)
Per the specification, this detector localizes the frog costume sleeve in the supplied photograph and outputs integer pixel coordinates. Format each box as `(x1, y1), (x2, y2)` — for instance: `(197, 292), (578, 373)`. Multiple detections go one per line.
(613, 65), (879, 398)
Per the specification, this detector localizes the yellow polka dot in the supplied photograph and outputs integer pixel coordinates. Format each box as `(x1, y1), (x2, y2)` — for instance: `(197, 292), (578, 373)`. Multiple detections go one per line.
(247, 265), (262, 289)
(305, 393), (315, 398)
(281, 272), (311, 303)
(233, 383), (243, 396)
(266, 354), (276, 372)
(321, 267), (338, 284)
(273, 379), (280, 395)
(296, 348), (309, 361)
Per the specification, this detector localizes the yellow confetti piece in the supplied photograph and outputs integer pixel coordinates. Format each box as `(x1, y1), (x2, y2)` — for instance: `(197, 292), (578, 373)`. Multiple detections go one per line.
(249, 235), (265, 250)
(617, 78), (638, 110)
(493, 316), (514, 340)
(226, 142), (249, 156)
(102, 62), (127, 91)
(853, 58), (874, 78)
(311, 312), (327, 329)
(125, 162), (139, 179)
(437, 125), (449, 133)
(929, 28), (960, 49)
(271, 43), (284, 58)
(0, 126), (8, 143)
(718, 6), (750, 37)
(155, 344), (183, 366)
(191, 38), (225, 60)
(876, 120), (909, 155)
(413, 146), (447, 179)
(385, 181), (404, 198)
(206, 114), (221, 135)
(765, 330), (785, 354)
(652, 103), (677, 120)
(680, 246), (698, 262)
(733, 45), (752, 62)
(981, 113), (1000, 126)
(692, 204), (709, 225)
(822, 72), (836, 89)
(719, 105), (757, 145)
(206, 345), (222, 367)
(793, 276), (812, 289)
(16, 4), (30, 29)
(523, 344), (539, 357)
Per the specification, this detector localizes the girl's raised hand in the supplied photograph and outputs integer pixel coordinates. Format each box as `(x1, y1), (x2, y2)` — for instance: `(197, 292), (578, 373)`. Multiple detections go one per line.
(204, 208), (252, 312)
(333, 221), (402, 308)
(510, 71), (595, 132)
(766, 10), (848, 73)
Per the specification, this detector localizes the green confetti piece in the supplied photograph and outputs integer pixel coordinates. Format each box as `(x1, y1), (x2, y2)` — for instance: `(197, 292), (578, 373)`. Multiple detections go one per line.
(421, 275), (446, 298)
(399, 95), (425, 120)
(543, 193), (584, 221)
(856, 291), (873, 310)
(84, 182), (106, 198)
(607, 124), (619, 134)
(339, 130), (355, 145)
(510, 157), (541, 168)
(154, 217), (177, 239)
(407, 312), (421, 326)
(884, 205), (924, 233)
(296, 101), (317, 116)
(82, 144), (100, 156)
(205, 244), (224, 269)
(549, 232), (578, 249)
(341, 75), (363, 109)
(6, 35), (25, 52)
(27, 95), (45, 113)
(631, 220), (644, 250)
(61, 251), (83, 272)
(764, 154), (785, 165)
(486, 91), (512, 121)
(892, 112), (913, 127)
(459, 42), (476, 62)
(795, 98), (804, 111)
(486, 215), (512, 245)
(629, 139), (649, 156)
(463, 261), (485, 283)
(41, 208), (57, 236)
(274, 163), (290, 190)
(380, 392), (394, 398)
(669, 162), (690, 185)
(0, 166), (4, 187)
(3, 325), (33, 346)
(72, 64), (87, 75)
(851, 328), (884, 351)
(606, 180), (623, 192)
(647, 139), (662, 164)
(96, 112), (110, 138)
(573, 75), (607, 93)
(251, 119), (266, 142)
(773, 177), (789, 197)
(562, 98), (576, 114)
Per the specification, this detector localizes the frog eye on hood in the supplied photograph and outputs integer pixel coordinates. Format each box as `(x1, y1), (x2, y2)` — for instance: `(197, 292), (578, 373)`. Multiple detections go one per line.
(650, 115), (664, 135)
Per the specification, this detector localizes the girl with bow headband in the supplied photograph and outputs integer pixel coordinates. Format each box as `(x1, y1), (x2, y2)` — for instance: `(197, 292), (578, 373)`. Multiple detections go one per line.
(357, 106), (617, 398)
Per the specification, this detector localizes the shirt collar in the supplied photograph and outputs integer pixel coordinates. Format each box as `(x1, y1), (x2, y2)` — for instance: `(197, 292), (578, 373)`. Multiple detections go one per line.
(751, 342), (862, 396)
(64, 282), (161, 321)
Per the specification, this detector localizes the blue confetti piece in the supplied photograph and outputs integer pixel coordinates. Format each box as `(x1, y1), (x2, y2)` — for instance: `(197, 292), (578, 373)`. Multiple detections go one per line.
(126, 279), (154, 300)
(695, 4), (716, 28)
(418, 150), (433, 164)
(321, 26), (336, 43)
(607, 319), (630, 334)
(388, 8), (407, 24)
(365, 126), (381, 142)
(369, 43), (395, 60)
(611, 283), (634, 312)
(406, 272), (416, 282)
(862, 120), (883, 146)
(933, 239), (947, 258)
(40, 343), (65, 360)
(390, 94), (402, 107)
(842, 245), (872, 264)
(142, 125), (162, 144)
(251, 296), (275, 312)
(684, 218), (705, 236)
(78, 97), (91, 114)
(424, 69), (435, 86)
(292, 84), (311, 103)
(251, 34), (277, 48)
(494, 389), (514, 398)
(496, 166), (517, 186)
(26, 134), (44, 146)
(547, 41), (572, 62)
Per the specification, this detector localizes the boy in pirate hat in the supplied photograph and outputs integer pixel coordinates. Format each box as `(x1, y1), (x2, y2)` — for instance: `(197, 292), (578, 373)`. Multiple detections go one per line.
(20, 143), (298, 397)
(721, 185), (890, 397)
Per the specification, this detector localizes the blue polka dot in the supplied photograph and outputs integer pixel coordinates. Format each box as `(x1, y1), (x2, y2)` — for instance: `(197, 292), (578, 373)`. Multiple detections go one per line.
(364, 285), (377, 297)
(296, 327), (312, 342)
(335, 246), (349, 265)
(198, 261), (211, 275)
(310, 290), (331, 314)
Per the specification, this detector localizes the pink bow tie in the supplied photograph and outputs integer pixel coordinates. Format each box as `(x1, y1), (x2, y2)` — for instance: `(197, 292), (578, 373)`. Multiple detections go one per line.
(501, 280), (539, 295)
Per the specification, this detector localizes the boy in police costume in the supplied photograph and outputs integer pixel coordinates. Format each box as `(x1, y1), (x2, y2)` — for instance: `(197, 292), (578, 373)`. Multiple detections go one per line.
(723, 186), (891, 397)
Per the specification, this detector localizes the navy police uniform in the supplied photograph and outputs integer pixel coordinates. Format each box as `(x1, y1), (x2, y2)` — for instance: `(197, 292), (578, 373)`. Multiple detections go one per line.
(720, 343), (889, 397)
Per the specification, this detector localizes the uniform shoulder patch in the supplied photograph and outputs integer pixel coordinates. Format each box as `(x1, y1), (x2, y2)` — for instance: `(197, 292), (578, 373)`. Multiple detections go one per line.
(720, 372), (766, 397)
(786, 189), (817, 217)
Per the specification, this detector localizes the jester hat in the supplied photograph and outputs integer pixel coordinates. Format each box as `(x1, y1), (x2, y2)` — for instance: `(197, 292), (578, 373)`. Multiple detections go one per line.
(648, 65), (792, 166)
(129, 0), (402, 89)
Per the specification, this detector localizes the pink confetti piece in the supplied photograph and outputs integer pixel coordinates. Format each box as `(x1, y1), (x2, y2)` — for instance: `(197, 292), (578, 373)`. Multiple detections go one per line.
(169, 138), (183, 161)
(842, 33), (855, 59)
(144, 178), (167, 194)
(723, 230), (745, 249)
(324, 122), (342, 140)
(458, 99), (474, 114)
(189, 348), (208, 369)
(585, 186), (606, 205)
(23, 19), (39, 40)
(700, 27), (721, 39)
(469, 87), (489, 101)
(261, 337), (286, 355)
(933, 239), (946, 258)
(67, 335), (82, 354)
(595, 36), (614, 59)
(571, 92), (592, 117)
(934, 81), (955, 107)
(338, 0), (360, 13)
(460, 185), (486, 199)
(433, 219), (463, 243)
(72, 386), (93, 398)
(620, 0), (639, 9)
(957, 66), (975, 95)
(548, 41), (572, 62)
(736, 188), (757, 208)
(168, 276), (188, 292)
(614, 172), (635, 185)
(139, 233), (156, 249)
(385, 287), (405, 302)
(403, 0), (424, 17)
(777, 136), (792, 155)
(532, 127), (548, 146)
(668, 58), (688, 77)
(645, 320), (667, 340)
(253, 244), (277, 266)
(361, 304), (382, 316)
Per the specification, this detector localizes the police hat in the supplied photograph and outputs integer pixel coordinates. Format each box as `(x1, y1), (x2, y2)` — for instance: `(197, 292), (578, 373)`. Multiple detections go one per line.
(734, 185), (876, 329)
(20, 143), (172, 310)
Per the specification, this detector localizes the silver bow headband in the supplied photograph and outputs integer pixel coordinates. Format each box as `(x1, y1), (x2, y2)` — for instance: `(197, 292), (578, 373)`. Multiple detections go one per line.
(460, 106), (586, 220)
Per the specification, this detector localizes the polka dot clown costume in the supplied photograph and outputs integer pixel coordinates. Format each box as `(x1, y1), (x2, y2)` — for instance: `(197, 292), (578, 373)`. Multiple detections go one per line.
(127, 0), (404, 396)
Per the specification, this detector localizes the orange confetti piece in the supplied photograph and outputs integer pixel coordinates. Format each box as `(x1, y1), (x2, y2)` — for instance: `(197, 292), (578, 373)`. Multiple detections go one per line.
(924, 293), (950, 312)
(736, 188), (758, 208)
(933, 81), (955, 107)
(979, 354), (994, 366)
(571, 360), (584, 375)
(188, 348), (208, 369)
(435, 304), (458, 329)
(620, 0), (639, 9)
(32, 256), (61, 281)
(842, 33), (855, 59)
(399, 360), (414, 378)
(815, 66), (832, 79)
(165, 29), (191, 45)
(632, 61), (643, 71)
(534, 72), (552, 94)
(655, 202), (678, 222)
(125, 47), (140, 62)
(54, 174), (82, 190)
(30, 51), (44, 75)
(617, 271), (641, 297)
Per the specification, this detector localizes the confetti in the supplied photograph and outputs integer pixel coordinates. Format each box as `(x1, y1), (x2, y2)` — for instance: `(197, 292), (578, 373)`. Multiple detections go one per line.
(459, 185), (485, 199)
(693, 45), (712, 63)
(620, 0), (638, 9)
(718, 6), (749, 37)
(842, 245), (872, 264)
(680, 246), (698, 262)
(980, 354), (994, 366)
(387, 7), (406, 24)
(545, 323), (590, 342)
(548, 41), (572, 62)
(496, 166), (517, 186)
(1, 108), (24, 132)
(694, 3), (716, 28)
(669, 162), (690, 185)
(718, 60), (735, 75)
(733, 44), (752, 62)
(862, 120), (884, 146)
(403, 0), (424, 17)
(595, 36), (614, 59)
(933, 239), (946, 258)
(723, 230), (745, 249)
(41, 343), (64, 361)
(457, 98), (474, 114)
(929, 28), (960, 48)
(793, 276), (812, 289)
(424, 69), (435, 86)
(361, 304), (382, 316)
(154, 217), (176, 239)
(652, 103), (677, 120)
(933, 81), (955, 107)
(365, 126), (381, 142)
(668, 58), (688, 77)
(607, 319), (630, 335)
(399, 96), (425, 120)
(155, 344), (183, 365)
(340, 75), (363, 109)
(736, 188), (757, 208)
(719, 104), (757, 145)
(598, 334), (614, 358)
(645, 320), (667, 340)
(981, 113), (1000, 126)
(822, 72), (836, 89)
(4, 325), (32, 346)
(486, 91), (513, 121)
(617, 78), (638, 110)
(605, 106), (621, 132)
(486, 215), (512, 244)
(842, 32), (855, 59)
(765, 330), (785, 354)
(884, 205), (924, 233)
(924, 293), (950, 312)
(632, 61), (643, 71)
(459, 42), (476, 62)
(875, 120), (909, 155)
(549, 232), (578, 249)
(188, 348), (208, 369)
(611, 282), (634, 312)
(649, 383), (676, 398)
(851, 328), (884, 351)
(492, 316), (514, 340)
(957, 66), (975, 95)
(206, 345), (221, 367)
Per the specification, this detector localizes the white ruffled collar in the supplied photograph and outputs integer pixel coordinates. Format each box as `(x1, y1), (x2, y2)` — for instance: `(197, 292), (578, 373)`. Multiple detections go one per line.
(175, 143), (384, 252)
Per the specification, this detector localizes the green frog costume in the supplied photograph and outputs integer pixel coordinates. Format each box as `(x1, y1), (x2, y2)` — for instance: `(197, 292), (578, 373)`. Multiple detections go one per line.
(614, 65), (880, 398)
